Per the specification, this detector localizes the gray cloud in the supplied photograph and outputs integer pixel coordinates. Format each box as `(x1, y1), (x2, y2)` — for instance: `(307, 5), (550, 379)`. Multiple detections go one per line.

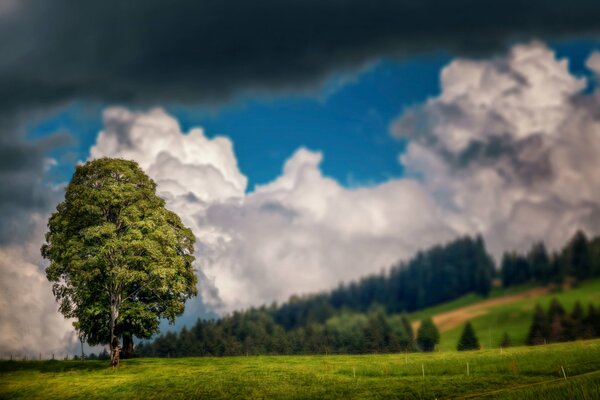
(1, 0), (600, 114)
(0, 115), (71, 243)
(395, 42), (600, 255)
(1, 0), (599, 242)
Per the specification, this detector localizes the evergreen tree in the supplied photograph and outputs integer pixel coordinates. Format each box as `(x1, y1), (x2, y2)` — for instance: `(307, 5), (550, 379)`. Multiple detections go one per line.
(583, 304), (599, 339)
(457, 322), (480, 351)
(362, 310), (391, 353)
(528, 304), (549, 345)
(401, 314), (414, 341)
(566, 301), (585, 340)
(500, 332), (512, 348)
(416, 318), (439, 352)
(547, 298), (566, 342)
(399, 314), (415, 351)
(528, 242), (551, 283)
(565, 230), (592, 280)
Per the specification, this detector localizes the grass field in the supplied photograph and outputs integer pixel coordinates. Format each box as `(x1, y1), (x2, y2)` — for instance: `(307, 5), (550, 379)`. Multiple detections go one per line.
(1, 340), (600, 399)
(410, 278), (600, 351)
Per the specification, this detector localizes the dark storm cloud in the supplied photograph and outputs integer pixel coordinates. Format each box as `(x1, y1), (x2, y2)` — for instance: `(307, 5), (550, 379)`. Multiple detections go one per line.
(0, 116), (71, 243)
(0, 0), (599, 243)
(1, 0), (600, 112)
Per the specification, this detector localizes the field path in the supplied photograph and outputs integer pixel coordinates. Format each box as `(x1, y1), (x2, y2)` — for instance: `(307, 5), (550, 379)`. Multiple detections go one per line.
(412, 287), (548, 332)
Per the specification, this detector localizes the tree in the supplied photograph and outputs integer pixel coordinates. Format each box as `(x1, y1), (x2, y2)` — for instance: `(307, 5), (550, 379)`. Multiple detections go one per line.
(500, 332), (512, 348)
(565, 230), (592, 280)
(527, 304), (549, 345)
(42, 158), (198, 366)
(457, 321), (480, 351)
(399, 314), (415, 351)
(416, 318), (439, 352)
(528, 242), (551, 283)
(583, 304), (599, 339)
(547, 298), (565, 342)
(566, 301), (585, 340)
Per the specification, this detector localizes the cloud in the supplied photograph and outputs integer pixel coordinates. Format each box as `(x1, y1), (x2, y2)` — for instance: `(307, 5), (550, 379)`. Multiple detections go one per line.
(91, 42), (600, 315)
(0, 218), (78, 357)
(0, 117), (71, 244)
(1, 0), (599, 311)
(3, 40), (600, 354)
(1, 0), (600, 115)
(393, 42), (600, 255)
(90, 107), (456, 313)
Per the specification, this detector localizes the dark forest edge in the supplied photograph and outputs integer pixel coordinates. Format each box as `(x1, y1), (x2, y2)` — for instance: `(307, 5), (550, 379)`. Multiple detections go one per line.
(132, 231), (600, 358)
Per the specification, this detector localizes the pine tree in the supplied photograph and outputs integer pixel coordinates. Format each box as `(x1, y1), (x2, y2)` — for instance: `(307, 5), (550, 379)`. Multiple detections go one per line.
(500, 332), (512, 348)
(528, 242), (551, 283)
(564, 230), (592, 281)
(547, 298), (566, 342)
(416, 318), (440, 352)
(583, 304), (599, 339)
(457, 322), (480, 351)
(528, 304), (549, 345)
(399, 314), (415, 351)
(566, 301), (585, 340)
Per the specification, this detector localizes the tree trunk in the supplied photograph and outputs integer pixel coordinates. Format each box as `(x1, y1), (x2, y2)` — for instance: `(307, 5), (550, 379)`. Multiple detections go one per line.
(110, 293), (120, 367)
(121, 333), (134, 358)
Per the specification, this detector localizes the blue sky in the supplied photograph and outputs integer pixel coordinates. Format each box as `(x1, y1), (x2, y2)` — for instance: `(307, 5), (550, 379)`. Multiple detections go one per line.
(28, 39), (600, 193)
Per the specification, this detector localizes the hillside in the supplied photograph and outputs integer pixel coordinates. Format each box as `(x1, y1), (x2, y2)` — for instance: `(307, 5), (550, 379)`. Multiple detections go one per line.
(410, 278), (600, 351)
(138, 230), (600, 357)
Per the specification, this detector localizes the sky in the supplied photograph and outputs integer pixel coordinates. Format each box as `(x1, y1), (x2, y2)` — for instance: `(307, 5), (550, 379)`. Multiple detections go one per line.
(1, 0), (600, 356)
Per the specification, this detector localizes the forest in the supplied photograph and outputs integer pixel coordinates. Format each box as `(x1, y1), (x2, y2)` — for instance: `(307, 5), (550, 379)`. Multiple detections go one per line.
(136, 231), (600, 357)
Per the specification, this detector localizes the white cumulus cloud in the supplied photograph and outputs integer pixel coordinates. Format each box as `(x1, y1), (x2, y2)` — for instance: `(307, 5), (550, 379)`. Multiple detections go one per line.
(0, 216), (78, 357)
(90, 108), (455, 314)
(393, 41), (600, 255)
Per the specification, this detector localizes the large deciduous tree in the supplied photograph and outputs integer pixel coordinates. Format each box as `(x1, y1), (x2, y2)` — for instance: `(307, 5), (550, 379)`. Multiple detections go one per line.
(42, 158), (198, 366)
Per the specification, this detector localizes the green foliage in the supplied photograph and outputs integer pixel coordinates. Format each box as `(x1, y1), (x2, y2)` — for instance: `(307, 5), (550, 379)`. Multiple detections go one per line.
(416, 318), (439, 352)
(456, 321), (480, 351)
(42, 158), (197, 349)
(137, 306), (417, 357)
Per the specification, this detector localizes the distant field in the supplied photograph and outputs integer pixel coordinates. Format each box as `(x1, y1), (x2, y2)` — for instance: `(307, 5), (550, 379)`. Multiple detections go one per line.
(1, 340), (600, 399)
(410, 278), (600, 351)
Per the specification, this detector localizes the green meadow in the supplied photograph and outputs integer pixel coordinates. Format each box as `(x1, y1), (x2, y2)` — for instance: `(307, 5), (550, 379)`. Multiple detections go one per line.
(410, 278), (600, 351)
(1, 340), (600, 399)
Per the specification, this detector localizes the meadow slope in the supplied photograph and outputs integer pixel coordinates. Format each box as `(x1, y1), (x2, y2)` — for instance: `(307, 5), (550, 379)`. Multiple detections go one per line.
(409, 278), (600, 351)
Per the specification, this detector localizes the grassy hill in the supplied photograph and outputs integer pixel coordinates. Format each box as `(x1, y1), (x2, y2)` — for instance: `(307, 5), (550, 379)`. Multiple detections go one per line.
(409, 278), (600, 351)
(1, 340), (600, 399)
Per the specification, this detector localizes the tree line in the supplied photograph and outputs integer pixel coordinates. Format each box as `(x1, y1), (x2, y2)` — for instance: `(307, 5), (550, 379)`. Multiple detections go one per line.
(138, 231), (600, 357)
(137, 307), (417, 357)
(501, 231), (600, 287)
(527, 298), (600, 345)
(273, 236), (495, 330)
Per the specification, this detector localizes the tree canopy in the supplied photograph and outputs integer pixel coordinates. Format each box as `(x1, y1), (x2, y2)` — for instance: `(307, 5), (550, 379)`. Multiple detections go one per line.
(42, 158), (197, 366)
